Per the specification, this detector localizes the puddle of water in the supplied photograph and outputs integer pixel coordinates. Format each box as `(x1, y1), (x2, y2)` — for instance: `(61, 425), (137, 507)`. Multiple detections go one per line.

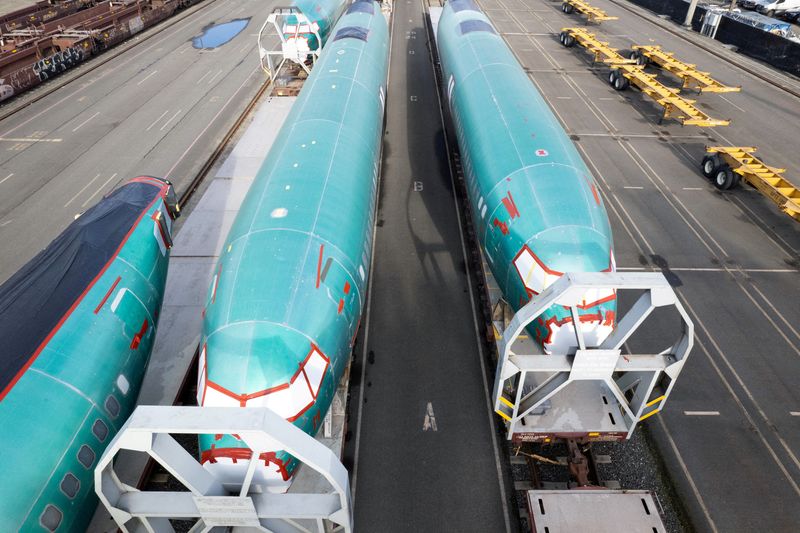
(192, 18), (250, 49)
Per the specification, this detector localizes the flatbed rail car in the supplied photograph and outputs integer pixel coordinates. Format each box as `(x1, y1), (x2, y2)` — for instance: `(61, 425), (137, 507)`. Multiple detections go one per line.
(560, 0), (618, 23)
(0, 0), (197, 102)
(0, 0), (88, 32)
(701, 146), (800, 221)
(629, 45), (741, 93)
(559, 27), (730, 126)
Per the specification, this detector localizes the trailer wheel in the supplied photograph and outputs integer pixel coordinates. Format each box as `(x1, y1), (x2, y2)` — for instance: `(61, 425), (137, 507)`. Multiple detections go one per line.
(563, 3), (574, 13)
(565, 35), (575, 47)
(613, 72), (629, 91)
(713, 166), (735, 190)
(609, 69), (619, 84)
(629, 50), (647, 66)
(701, 154), (720, 178)
(730, 172), (741, 189)
(559, 31), (567, 44)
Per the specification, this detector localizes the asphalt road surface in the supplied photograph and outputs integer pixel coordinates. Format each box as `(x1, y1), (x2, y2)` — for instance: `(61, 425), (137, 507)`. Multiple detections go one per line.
(478, 0), (800, 531)
(0, 0), (274, 285)
(344, 1), (517, 531)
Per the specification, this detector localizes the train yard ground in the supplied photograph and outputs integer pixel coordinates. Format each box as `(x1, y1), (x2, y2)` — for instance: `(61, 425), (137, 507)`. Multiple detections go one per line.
(0, 0), (268, 285)
(1, 0), (799, 531)
(471, 0), (800, 531)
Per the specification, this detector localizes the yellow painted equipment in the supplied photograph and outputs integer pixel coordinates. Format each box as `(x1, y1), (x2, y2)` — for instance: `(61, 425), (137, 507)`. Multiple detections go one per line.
(631, 45), (741, 93)
(560, 28), (730, 127)
(560, 0), (618, 23)
(703, 147), (800, 222)
(560, 27), (635, 64)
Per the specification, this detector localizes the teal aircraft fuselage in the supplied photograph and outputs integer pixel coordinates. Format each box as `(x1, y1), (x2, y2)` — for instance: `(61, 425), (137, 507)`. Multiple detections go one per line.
(198, 0), (390, 492)
(437, 0), (616, 352)
(0, 177), (177, 532)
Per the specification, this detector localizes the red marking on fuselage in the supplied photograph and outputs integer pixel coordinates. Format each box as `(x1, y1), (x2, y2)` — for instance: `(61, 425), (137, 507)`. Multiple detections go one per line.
(0, 179), (168, 402)
(130, 318), (149, 350)
(501, 192), (520, 219)
(591, 183), (600, 205)
(203, 344), (329, 416)
(343, 281), (351, 295)
(200, 448), (293, 481)
(315, 244), (324, 289)
(94, 276), (121, 314)
(337, 299), (344, 314)
(493, 218), (509, 235)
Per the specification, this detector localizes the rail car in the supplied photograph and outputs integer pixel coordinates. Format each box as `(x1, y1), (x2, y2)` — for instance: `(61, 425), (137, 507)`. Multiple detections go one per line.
(281, 0), (349, 59)
(197, 0), (390, 493)
(0, 0), (198, 102)
(0, 177), (178, 532)
(436, 0), (616, 353)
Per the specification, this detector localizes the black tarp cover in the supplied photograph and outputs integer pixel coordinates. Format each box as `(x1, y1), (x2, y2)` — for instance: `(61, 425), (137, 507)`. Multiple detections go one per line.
(0, 180), (162, 399)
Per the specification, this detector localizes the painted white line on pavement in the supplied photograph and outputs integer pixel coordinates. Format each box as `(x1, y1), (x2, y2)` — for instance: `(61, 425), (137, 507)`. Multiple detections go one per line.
(72, 111), (100, 133)
(64, 173), (101, 208)
(81, 173), (118, 208)
(196, 70), (212, 84)
(159, 109), (182, 131)
(623, 186), (643, 189)
(684, 411), (720, 416)
(146, 110), (170, 132)
(206, 69), (223, 85)
(0, 172), (13, 184)
(721, 95), (746, 113)
(0, 219), (12, 227)
(137, 70), (158, 85)
(0, 138), (62, 143)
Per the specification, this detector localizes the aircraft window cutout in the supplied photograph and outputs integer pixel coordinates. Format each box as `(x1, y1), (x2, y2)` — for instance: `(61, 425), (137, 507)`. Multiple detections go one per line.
(450, 0), (480, 12)
(346, 1), (374, 15)
(333, 26), (369, 42)
(77, 445), (95, 469)
(105, 395), (120, 418)
(459, 20), (496, 35)
(60, 473), (80, 499)
(92, 419), (109, 442)
(40, 505), (62, 532)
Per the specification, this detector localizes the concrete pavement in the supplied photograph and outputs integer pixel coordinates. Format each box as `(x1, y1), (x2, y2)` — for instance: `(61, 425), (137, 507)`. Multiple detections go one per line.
(0, 0), (274, 285)
(344, 1), (516, 531)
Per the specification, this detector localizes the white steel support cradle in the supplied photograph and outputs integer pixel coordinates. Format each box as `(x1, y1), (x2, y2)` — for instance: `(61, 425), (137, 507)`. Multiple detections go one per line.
(258, 7), (323, 80)
(95, 406), (352, 533)
(492, 272), (693, 440)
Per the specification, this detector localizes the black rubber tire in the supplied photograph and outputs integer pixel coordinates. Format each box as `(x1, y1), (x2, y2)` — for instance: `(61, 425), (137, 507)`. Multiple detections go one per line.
(701, 154), (720, 178)
(609, 69), (619, 84)
(565, 35), (575, 47)
(564, 3), (574, 13)
(713, 166), (735, 190)
(766, 9), (775, 17)
(559, 31), (567, 45)
(561, 2), (567, 11)
(613, 74), (629, 91)
(730, 172), (741, 189)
